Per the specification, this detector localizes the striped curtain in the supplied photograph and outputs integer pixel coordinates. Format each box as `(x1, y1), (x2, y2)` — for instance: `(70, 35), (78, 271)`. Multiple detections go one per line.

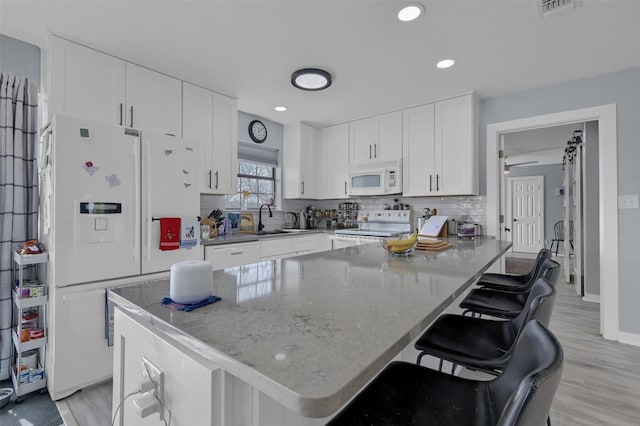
(0, 72), (39, 380)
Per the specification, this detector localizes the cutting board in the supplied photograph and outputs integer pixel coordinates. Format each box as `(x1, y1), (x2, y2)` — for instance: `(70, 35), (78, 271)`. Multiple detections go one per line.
(416, 238), (453, 252)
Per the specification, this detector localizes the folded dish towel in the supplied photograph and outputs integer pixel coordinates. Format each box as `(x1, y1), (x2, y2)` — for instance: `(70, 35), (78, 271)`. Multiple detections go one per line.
(180, 217), (199, 249)
(161, 295), (221, 312)
(159, 217), (181, 251)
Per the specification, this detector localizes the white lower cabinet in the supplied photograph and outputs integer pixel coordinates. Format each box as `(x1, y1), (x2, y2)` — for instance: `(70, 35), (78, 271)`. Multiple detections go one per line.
(204, 242), (260, 271)
(331, 238), (362, 250)
(260, 235), (318, 261)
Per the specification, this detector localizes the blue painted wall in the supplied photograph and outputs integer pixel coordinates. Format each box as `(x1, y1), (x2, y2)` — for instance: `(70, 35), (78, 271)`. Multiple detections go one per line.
(480, 67), (640, 333)
(0, 34), (40, 81)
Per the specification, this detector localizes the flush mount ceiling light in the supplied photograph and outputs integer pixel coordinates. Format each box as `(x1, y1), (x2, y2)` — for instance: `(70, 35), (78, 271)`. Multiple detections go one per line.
(274, 106), (287, 112)
(397, 4), (424, 22)
(436, 59), (456, 69)
(291, 68), (332, 91)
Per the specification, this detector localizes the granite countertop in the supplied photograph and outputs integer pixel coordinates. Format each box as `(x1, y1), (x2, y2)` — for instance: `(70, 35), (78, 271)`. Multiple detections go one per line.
(110, 237), (511, 418)
(202, 229), (328, 246)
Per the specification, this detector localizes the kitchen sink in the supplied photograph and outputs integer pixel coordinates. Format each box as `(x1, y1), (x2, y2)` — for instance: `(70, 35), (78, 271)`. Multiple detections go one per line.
(252, 230), (289, 235)
(251, 229), (315, 236)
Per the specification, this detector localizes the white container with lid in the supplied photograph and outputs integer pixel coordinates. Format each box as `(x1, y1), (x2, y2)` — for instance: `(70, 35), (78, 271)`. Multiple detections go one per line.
(170, 260), (213, 304)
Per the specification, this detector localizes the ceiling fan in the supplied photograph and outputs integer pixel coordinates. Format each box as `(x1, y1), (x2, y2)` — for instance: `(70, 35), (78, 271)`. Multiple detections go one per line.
(503, 156), (539, 174)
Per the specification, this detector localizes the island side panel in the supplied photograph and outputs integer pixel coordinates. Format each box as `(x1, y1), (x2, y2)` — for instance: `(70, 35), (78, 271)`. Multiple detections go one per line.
(112, 307), (328, 426)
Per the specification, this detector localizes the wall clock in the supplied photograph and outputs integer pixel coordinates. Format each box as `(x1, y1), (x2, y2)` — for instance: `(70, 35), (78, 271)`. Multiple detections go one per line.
(248, 120), (267, 143)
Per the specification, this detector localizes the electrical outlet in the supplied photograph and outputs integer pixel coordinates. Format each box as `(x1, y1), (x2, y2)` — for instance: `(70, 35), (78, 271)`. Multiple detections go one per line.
(618, 195), (639, 209)
(141, 357), (164, 421)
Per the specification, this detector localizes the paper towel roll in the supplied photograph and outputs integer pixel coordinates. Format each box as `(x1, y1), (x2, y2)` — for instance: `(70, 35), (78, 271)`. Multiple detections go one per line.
(170, 260), (213, 304)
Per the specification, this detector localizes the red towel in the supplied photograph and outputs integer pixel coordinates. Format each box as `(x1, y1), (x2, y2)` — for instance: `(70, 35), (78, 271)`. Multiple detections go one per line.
(160, 217), (181, 251)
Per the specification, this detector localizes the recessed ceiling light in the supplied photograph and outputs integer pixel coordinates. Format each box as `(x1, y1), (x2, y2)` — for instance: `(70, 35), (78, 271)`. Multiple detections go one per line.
(291, 68), (332, 91)
(274, 106), (287, 112)
(436, 59), (456, 69)
(397, 5), (424, 22)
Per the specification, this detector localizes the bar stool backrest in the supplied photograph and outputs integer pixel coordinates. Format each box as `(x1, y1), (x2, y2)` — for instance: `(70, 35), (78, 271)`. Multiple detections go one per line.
(491, 321), (564, 426)
(523, 249), (552, 283)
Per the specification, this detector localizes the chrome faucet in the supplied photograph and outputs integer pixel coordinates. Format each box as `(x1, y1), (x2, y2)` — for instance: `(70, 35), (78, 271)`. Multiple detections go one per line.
(258, 204), (272, 232)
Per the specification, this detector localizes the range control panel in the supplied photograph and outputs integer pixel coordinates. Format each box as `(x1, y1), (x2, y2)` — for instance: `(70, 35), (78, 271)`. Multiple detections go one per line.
(359, 210), (412, 224)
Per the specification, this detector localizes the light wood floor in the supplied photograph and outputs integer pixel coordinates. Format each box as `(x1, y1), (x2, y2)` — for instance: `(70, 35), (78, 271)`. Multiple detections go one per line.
(549, 278), (640, 425)
(58, 259), (640, 426)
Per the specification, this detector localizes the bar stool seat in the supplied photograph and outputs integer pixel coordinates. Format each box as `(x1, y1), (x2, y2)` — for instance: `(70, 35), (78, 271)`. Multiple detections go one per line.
(477, 249), (551, 292)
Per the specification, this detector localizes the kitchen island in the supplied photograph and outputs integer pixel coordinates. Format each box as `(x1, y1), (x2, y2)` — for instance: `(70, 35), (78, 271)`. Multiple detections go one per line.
(109, 237), (511, 425)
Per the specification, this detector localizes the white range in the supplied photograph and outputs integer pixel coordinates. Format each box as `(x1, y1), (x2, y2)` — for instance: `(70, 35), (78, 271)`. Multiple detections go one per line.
(332, 210), (413, 247)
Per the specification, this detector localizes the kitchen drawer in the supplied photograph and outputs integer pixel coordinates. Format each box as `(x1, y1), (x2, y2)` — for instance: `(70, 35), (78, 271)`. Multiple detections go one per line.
(260, 235), (316, 260)
(205, 242), (260, 271)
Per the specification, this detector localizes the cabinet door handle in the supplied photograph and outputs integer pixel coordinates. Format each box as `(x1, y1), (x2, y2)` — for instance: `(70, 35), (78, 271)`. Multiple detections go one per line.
(129, 106), (134, 127)
(374, 144), (377, 158)
(301, 181), (305, 195)
(429, 174), (433, 192)
(208, 170), (212, 189)
(215, 171), (219, 189)
(369, 144), (372, 159)
(119, 103), (123, 126)
(230, 251), (245, 255)
(436, 174), (440, 191)
(344, 181), (347, 195)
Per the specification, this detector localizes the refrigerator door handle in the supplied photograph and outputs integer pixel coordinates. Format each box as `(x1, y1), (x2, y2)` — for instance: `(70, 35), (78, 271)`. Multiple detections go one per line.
(133, 138), (140, 265)
(145, 140), (152, 262)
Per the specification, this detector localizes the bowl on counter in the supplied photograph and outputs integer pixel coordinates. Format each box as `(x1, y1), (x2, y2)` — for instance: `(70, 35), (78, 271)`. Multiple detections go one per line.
(379, 236), (417, 257)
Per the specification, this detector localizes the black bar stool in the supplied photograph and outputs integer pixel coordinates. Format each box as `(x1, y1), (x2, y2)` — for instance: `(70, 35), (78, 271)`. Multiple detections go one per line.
(460, 259), (560, 319)
(327, 321), (564, 426)
(477, 248), (551, 292)
(415, 278), (556, 374)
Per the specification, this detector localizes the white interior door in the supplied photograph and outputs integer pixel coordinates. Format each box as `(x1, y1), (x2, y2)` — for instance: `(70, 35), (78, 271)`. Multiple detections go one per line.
(508, 176), (544, 254)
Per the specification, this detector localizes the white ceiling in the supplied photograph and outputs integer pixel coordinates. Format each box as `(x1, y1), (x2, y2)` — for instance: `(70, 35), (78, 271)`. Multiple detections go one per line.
(2, 1), (640, 128)
(504, 122), (580, 158)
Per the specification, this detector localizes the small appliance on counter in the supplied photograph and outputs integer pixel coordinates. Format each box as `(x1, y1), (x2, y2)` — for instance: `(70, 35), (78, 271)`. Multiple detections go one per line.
(457, 222), (476, 239)
(300, 206), (316, 229)
(170, 260), (213, 304)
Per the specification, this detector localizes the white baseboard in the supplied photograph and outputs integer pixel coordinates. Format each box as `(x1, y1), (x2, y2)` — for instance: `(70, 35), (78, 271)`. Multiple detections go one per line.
(582, 293), (601, 304)
(618, 331), (640, 347)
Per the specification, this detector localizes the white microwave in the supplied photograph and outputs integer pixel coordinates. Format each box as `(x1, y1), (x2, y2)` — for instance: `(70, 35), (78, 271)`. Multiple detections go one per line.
(348, 160), (402, 196)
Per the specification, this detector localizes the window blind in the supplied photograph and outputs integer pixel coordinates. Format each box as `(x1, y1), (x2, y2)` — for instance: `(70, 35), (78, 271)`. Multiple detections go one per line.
(237, 142), (278, 166)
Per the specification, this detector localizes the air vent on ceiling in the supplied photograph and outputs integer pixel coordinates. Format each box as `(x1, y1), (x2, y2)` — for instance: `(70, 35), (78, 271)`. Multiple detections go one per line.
(538, 0), (580, 19)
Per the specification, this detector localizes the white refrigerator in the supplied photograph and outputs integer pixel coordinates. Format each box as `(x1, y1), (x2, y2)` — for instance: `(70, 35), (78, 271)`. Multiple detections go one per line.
(41, 114), (203, 399)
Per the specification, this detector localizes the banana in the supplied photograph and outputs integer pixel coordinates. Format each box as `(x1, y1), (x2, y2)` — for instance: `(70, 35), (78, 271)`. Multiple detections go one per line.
(386, 231), (418, 253)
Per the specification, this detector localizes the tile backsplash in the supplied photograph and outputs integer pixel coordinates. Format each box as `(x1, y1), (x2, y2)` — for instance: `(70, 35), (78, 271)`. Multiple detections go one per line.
(201, 194), (487, 234)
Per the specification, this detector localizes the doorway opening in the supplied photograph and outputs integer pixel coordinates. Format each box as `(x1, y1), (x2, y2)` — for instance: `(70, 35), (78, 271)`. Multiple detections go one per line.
(486, 104), (618, 340)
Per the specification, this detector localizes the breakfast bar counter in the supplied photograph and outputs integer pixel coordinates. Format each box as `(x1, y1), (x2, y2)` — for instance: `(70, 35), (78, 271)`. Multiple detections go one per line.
(109, 237), (511, 425)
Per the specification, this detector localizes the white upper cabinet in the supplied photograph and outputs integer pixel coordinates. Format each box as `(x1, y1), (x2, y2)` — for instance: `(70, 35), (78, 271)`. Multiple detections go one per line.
(402, 103), (436, 196)
(318, 123), (350, 199)
(48, 36), (182, 136)
(402, 94), (479, 196)
(182, 84), (238, 195)
(125, 63), (182, 136)
(349, 111), (402, 164)
(211, 92), (238, 195)
(283, 123), (319, 199)
(49, 36), (126, 125)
